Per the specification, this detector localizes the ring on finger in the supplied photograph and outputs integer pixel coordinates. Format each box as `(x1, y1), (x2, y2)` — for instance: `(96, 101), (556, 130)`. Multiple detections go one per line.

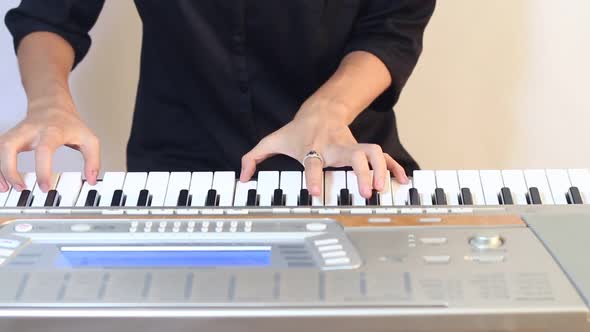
(302, 150), (324, 166)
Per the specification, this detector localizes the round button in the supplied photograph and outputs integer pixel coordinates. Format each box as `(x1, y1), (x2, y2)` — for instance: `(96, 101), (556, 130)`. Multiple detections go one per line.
(70, 224), (92, 232)
(469, 235), (504, 249)
(306, 223), (328, 232)
(14, 223), (33, 233)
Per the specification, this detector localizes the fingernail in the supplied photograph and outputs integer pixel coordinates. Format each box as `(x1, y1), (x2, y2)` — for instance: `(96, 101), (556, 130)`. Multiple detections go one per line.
(14, 184), (23, 192)
(0, 182), (7, 192)
(311, 186), (320, 196)
(40, 183), (49, 193)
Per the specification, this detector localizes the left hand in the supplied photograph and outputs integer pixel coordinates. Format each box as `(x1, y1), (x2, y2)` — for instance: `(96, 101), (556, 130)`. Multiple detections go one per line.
(240, 98), (409, 199)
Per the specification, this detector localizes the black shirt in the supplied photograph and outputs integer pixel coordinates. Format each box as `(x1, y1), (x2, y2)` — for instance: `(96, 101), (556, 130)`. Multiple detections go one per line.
(5, 0), (435, 173)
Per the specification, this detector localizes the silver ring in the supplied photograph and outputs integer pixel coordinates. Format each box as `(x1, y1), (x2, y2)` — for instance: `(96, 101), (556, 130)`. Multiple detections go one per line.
(302, 150), (324, 166)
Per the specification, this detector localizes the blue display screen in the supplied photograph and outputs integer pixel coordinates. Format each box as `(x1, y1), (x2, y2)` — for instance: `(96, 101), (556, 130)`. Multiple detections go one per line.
(56, 246), (271, 268)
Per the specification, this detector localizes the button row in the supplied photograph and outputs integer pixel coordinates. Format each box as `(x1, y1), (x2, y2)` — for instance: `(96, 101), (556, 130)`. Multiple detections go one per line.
(129, 220), (255, 233)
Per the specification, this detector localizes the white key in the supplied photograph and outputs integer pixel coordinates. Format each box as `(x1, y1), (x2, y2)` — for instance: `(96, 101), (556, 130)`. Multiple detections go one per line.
(523, 169), (554, 205)
(479, 170), (503, 205)
(324, 171), (346, 206)
(31, 174), (60, 207)
(257, 171), (280, 207)
(5, 173), (37, 207)
(0, 184), (11, 207)
(457, 170), (485, 205)
(546, 169), (571, 205)
(392, 178), (413, 206)
(346, 172), (366, 206)
(501, 170), (528, 205)
(97, 172), (126, 207)
(435, 170), (460, 206)
(379, 171), (394, 206)
(568, 169), (590, 204)
(413, 170), (436, 206)
(144, 172), (170, 207)
(54, 172), (83, 207)
(163, 172), (192, 206)
(212, 171), (236, 207)
(122, 172), (148, 207)
(234, 180), (257, 207)
(189, 172), (213, 207)
(280, 171), (302, 207)
(302, 171), (324, 206)
(75, 181), (102, 207)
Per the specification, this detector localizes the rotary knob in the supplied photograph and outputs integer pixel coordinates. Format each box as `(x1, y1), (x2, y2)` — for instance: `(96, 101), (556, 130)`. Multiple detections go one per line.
(469, 235), (504, 250)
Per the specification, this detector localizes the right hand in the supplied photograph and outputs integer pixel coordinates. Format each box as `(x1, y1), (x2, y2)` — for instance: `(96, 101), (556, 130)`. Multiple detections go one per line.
(0, 97), (100, 193)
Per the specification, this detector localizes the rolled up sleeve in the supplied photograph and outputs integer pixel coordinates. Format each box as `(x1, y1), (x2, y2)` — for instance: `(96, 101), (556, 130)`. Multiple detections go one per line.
(5, 0), (105, 68)
(345, 0), (436, 111)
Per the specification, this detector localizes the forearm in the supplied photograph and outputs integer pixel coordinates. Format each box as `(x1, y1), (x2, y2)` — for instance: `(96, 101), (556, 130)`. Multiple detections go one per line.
(296, 51), (392, 124)
(17, 32), (76, 112)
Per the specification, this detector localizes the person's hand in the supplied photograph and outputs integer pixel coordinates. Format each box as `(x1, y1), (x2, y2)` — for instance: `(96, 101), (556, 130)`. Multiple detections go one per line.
(0, 96), (100, 193)
(240, 98), (409, 199)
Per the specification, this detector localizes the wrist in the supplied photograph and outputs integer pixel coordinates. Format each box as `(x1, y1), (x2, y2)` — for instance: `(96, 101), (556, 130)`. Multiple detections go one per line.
(295, 94), (356, 126)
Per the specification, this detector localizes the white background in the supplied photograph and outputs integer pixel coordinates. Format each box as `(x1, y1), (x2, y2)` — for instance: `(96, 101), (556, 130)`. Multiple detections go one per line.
(0, 1), (589, 173)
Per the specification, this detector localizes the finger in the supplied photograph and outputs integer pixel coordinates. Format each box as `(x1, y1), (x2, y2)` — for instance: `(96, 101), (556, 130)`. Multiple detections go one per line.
(384, 153), (409, 184)
(240, 139), (277, 182)
(78, 134), (100, 185)
(360, 145), (386, 191)
(304, 157), (323, 197)
(350, 150), (372, 198)
(0, 142), (25, 191)
(0, 171), (8, 192)
(35, 139), (61, 193)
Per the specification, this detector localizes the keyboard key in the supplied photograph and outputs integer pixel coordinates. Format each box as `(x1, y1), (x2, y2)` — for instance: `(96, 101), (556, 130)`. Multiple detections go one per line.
(567, 187), (584, 205)
(272, 189), (285, 206)
(523, 170), (554, 205)
(460, 188), (473, 205)
(568, 169), (590, 204)
(211, 172), (236, 207)
(457, 170), (485, 205)
(54, 172), (83, 207)
(189, 172), (213, 207)
(16, 190), (33, 207)
(501, 170), (528, 205)
(413, 170), (436, 206)
(378, 171), (394, 206)
(234, 180), (257, 207)
(280, 171), (302, 207)
(246, 189), (258, 207)
(30, 173), (59, 207)
(528, 187), (542, 205)
(434, 188), (447, 205)
(110, 189), (124, 207)
(97, 172), (126, 207)
(325, 171), (346, 207)
(298, 189), (311, 206)
(346, 172), (366, 206)
(366, 189), (380, 206)
(434, 170), (460, 205)
(144, 172), (170, 207)
(339, 188), (351, 206)
(205, 189), (218, 207)
(5, 173), (37, 207)
(122, 172), (148, 207)
(136, 189), (150, 207)
(176, 189), (190, 207)
(84, 189), (99, 207)
(302, 171), (324, 206)
(75, 181), (102, 207)
(408, 188), (421, 206)
(546, 169), (572, 205)
(163, 172), (191, 207)
(480, 170), (503, 205)
(392, 178), (413, 206)
(0, 184), (11, 207)
(500, 187), (514, 205)
(43, 189), (59, 207)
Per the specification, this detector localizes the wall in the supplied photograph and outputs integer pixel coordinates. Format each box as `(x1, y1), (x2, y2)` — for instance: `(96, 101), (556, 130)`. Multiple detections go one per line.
(0, 0), (589, 173)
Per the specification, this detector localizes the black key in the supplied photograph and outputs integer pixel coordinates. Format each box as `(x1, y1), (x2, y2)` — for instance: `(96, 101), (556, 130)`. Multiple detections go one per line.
(298, 189), (311, 206)
(137, 189), (150, 207)
(272, 189), (285, 206)
(84, 189), (99, 207)
(409, 188), (420, 206)
(177, 189), (190, 207)
(367, 189), (380, 206)
(499, 187), (514, 205)
(246, 189), (258, 206)
(460, 187), (473, 205)
(528, 187), (542, 205)
(434, 188), (447, 205)
(110, 189), (124, 207)
(568, 186), (584, 205)
(43, 189), (59, 207)
(16, 190), (33, 207)
(205, 189), (218, 206)
(339, 189), (351, 206)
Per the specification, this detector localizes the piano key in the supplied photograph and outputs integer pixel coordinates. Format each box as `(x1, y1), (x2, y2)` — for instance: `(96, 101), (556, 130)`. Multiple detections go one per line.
(457, 170), (485, 205)
(5, 173), (37, 207)
(366, 189), (380, 206)
(110, 189), (124, 207)
(546, 169), (572, 205)
(298, 189), (311, 206)
(16, 190), (33, 207)
(378, 171), (394, 206)
(122, 172), (148, 207)
(568, 169), (590, 204)
(434, 188), (447, 205)
(0, 184), (11, 207)
(528, 187), (542, 205)
(176, 189), (190, 207)
(302, 171), (324, 206)
(84, 189), (100, 207)
(272, 189), (285, 206)
(189, 172), (213, 207)
(408, 188), (421, 206)
(500, 187), (514, 205)
(523, 169), (554, 205)
(500, 170), (528, 205)
(392, 178), (413, 206)
(479, 170), (504, 205)
(163, 172), (192, 207)
(136, 189), (150, 207)
(30, 173), (60, 207)
(324, 171), (346, 207)
(43, 189), (59, 207)
(211, 171), (236, 207)
(346, 172), (366, 206)
(280, 171), (302, 207)
(54, 172), (83, 207)
(234, 181), (257, 207)
(75, 181), (102, 207)
(339, 188), (351, 206)
(460, 188), (474, 205)
(413, 170), (436, 206)
(144, 172), (170, 207)
(567, 187), (584, 205)
(205, 189), (218, 207)
(97, 172), (126, 207)
(434, 170), (460, 205)
(246, 189), (258, 207)
(257, 171), (280, 207)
